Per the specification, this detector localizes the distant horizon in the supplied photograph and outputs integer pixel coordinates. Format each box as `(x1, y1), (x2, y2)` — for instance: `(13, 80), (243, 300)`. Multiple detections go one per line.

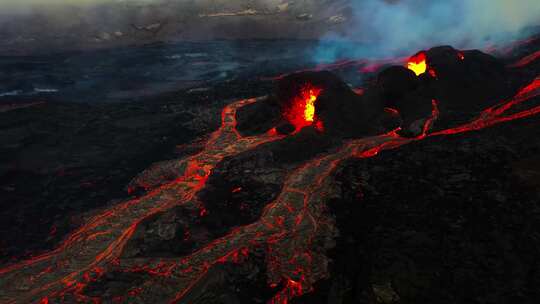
(0, 0), (157, 13)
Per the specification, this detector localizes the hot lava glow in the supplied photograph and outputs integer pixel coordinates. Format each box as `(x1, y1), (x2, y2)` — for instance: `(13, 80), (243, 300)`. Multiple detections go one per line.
(286, 84), (322, 130)
(304, 89), (318, 122)
(407, 52), (427, 76)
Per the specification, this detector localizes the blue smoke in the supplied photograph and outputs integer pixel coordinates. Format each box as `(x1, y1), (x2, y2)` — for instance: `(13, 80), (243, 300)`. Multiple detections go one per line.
(313, 0), (540, 63)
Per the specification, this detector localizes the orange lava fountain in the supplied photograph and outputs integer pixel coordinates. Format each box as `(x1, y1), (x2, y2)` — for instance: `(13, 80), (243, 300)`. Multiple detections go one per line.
(285, 84), (322, 131)
(407, 52), (427, 76)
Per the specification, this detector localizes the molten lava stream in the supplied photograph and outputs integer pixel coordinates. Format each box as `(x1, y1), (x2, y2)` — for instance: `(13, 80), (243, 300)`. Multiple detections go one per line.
(0, 97), (284, 304)
(183, 76), (540, 304)
(185, 77), (540, 304)
(106, 78), (540, 303)
(508, 49), (540, 68)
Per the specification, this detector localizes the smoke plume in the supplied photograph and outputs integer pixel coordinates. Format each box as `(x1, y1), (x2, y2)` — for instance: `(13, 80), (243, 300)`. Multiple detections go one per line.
(314, 0), (540, 62)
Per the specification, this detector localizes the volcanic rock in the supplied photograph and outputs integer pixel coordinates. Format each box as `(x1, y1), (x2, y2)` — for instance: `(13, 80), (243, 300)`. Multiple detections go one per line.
(376, 66), (419, 105)
(371, 66), (432, 136)
(276, 122), (295, 135)
(236, 97), (281, 136)
(121, 204), (214, 258)
(426, 46), (511, 111)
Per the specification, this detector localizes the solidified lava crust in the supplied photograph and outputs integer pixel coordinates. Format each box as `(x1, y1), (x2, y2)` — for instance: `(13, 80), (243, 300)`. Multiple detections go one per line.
(1, 43), (540, 304)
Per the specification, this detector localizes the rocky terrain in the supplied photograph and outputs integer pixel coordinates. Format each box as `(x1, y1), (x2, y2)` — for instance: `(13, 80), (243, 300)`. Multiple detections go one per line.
(0, 40), (320, 103)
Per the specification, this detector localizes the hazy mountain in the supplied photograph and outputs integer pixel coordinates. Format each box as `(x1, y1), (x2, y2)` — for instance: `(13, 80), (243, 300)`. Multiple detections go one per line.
(0, 0), (351, 55)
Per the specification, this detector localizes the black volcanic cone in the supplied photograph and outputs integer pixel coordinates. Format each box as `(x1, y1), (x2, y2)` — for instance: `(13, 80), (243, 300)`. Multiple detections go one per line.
(368, 45), (533, 134)
(270, 69), (422, 137)
(425, 46), (511, 112)
(238, 45), (529, 139)
(374, 65), (433, 136)
(236, 97), (281, 136)
(275, 71), (390, 137)
(236, 71), (395, 138)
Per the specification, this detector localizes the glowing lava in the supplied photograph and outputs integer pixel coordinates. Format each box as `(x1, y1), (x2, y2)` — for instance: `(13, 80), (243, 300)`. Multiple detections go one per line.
(407, 52), (427, 76)
(509, 49), (540, 68)
(285, 84), (322, 130)
(304, 89), (318, 122)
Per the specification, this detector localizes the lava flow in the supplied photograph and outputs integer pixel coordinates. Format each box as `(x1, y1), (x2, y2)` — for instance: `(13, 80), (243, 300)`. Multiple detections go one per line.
(0, 97), (285, 303)
(1, 51), (540, 304)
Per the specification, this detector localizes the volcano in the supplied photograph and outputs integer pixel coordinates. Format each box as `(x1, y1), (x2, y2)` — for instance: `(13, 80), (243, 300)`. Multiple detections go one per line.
(1, 38), (540, 304)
